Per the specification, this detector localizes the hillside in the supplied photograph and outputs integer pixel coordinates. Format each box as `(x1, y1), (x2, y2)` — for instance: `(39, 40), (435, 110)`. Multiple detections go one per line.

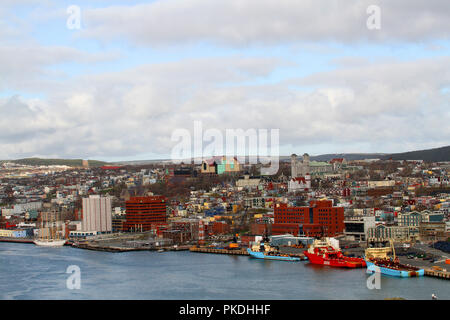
(381, 146), (450, 162)
(3, 145), (448, 167)
(0, 158), (109, 167)
(284, 146), (450, 163)
(309, 153), (386, 162)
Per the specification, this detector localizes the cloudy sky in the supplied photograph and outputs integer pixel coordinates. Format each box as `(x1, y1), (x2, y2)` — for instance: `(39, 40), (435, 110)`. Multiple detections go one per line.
(1, 0), (449, 161)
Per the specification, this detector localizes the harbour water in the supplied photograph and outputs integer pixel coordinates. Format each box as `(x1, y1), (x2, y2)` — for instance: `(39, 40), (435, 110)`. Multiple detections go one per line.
(1, 243), (448, 300)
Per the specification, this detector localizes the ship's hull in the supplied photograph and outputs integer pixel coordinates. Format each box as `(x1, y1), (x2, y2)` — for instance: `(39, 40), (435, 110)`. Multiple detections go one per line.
(247, 248), (300, 261)
(366, 260), (424, 277)
(33, 239), (66, 247)
(304, 251), (365, 268)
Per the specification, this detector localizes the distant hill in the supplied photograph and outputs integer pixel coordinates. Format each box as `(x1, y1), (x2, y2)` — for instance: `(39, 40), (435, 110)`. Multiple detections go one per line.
(279, 154), (385, 162)
(381, 146), (450, 162)
(283, 146), (450, 163)
(0, 158), (109, 167)
(309, 153), (386, 162)
(114, 159), (171, 165)
(3, 145), (448, 167)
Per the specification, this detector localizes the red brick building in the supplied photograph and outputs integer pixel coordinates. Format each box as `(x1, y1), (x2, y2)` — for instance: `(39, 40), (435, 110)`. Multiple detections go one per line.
(240, 235), (257, 246)
(250, 222), (269, 236)
(123, 196), (167, 232)
(272, 200), (344, 237)
(208, 221), (231, 235)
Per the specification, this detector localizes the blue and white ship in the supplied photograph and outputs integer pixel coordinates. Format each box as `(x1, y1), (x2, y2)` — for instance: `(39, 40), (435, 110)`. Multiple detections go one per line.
(365, 239), (424, 278)
(247, 241), (301, 262)
(365, 259), (424, 278)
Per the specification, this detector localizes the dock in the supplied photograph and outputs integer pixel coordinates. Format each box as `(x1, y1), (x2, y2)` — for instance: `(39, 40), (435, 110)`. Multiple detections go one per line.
(72, 243), (191, 253)
(72, 243), (140, 252)
(190, 246), (250, 255)
(189, 247), (307, 259)
(0, 237), (34, 244)
(424, 268), (450, 280)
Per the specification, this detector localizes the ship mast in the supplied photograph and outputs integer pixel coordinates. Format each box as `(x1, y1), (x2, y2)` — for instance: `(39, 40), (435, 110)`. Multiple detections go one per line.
(390, 239), (396, 260)
(40, 212), (43, 240)
(56, 210), (60, 240)
(45, 212), (50, 242)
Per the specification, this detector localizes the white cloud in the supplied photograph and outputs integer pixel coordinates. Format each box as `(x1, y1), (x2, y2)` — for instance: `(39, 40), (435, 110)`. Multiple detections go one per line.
(0, 1), (449, 160)
(0, 44), (121, 92)
(80, 0), (450, 46)
(0, 55), (448, 159)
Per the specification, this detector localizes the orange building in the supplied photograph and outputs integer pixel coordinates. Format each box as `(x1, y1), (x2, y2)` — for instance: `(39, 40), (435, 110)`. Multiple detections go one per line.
(272, 200), (344, 237)
(123, 196), (167, 232)
(209, 221), (231, 235)
(250, 222), (269, 236)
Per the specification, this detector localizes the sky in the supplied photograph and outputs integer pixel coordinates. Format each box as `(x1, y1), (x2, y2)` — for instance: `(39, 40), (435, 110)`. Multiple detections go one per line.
(0, 0), (449, 161)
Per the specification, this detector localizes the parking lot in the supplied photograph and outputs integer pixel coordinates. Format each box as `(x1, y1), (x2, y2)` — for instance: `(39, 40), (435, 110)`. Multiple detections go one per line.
(397, 244), (449, 269)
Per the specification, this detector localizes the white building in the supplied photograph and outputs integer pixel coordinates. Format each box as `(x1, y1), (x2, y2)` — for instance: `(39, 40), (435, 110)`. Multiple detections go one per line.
(12, 201), (42, 214)
(82, 195), (112, 233)
(344, 216), (376, 241)
(291, 153), (333, 178)
(236, 175), (261, 188)
(291, 153), (310, 178)
(367, 180), (396, 188)
(288, 174), (311, 192)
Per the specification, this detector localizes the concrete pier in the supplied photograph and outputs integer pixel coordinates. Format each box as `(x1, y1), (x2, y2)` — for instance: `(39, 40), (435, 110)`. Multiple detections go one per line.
(424, 268), (450, 280)
(190, 247), (250, 255)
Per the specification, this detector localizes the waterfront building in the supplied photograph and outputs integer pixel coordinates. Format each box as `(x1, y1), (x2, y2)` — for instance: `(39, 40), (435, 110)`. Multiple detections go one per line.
(419, 222), (447, 241)
(112, 215), (126, 232)
(272, 200), (344, 237)
(69, 230), (100, 238)
(398, 211), (422, 228)
(270, 234), (315, 246)
(82, 195), (112, 233)
(123, 196), (167, 232)
(0, 229), (30, 237)
(421, 210), (445, 222)
(250, 222), (268, 235)
(0, 229), (14, 237)
(344, 216), (376, 241)
(366, 224), (412, 241)
(210, 221), (231, 235)
(398, 210), (445, 239)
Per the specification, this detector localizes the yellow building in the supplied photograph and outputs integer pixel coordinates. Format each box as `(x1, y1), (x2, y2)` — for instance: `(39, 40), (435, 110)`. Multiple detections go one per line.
(201, 156), (241, 174)
(0, 229), (14, 237)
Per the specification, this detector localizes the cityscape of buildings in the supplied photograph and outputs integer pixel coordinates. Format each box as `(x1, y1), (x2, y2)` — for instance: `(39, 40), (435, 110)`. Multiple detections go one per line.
(1, 154), (449, 250)
(1, 1), (449, 304)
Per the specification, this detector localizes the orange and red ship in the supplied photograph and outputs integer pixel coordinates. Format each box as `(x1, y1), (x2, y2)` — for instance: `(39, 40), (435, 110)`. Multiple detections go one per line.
(304, 238), (366, 268)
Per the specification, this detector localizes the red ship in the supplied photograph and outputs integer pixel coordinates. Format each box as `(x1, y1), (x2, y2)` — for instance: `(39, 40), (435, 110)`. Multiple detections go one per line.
(303, 238), (366, 268)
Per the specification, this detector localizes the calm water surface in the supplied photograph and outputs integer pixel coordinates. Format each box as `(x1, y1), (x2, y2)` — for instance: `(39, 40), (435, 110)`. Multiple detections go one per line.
(1, 243), (448, 300)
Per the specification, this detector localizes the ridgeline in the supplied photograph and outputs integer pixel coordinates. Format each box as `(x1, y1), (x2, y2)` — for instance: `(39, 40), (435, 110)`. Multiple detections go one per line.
(0, 158), (108, 167)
